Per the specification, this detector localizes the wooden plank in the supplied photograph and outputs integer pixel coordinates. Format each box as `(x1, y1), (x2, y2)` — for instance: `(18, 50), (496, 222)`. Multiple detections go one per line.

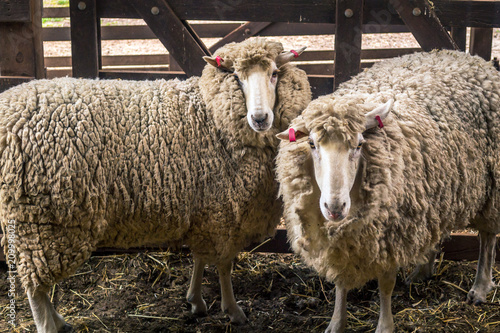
(127, 0), (209, 77)
(99, 70), (188, 81)
(1, 232), (499, 262)
(0, 22), (37, 76)
(308, 75), (334, 99)
(470, 27), (493, 61)
(451, 26), (467, 51)
(70, 0), (100, 78)
(0, 0), (31, 22)
(94, 0), (500, 27)
(209, 22), (272, 53)
(388, 0), (458, 52)
(0, 76), (33, 93)
(334, 0), (364, 89)
(32, 0), (45, 79)
(42, 6), (70, 18)
(41, 23), (411, 43)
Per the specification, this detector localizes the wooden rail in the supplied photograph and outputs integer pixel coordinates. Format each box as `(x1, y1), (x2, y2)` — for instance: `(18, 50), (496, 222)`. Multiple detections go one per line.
(1, 231), (499, 263)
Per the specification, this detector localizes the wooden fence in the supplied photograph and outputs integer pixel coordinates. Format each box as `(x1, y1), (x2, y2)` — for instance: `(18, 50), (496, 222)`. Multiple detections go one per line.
(0, 0), (500, 262)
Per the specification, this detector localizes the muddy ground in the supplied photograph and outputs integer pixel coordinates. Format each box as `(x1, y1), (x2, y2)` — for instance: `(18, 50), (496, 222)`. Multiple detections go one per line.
(1, 250), (500, 333)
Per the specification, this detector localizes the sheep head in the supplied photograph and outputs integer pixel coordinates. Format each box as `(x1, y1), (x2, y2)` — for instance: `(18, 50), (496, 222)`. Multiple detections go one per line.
(203, 40), (306, 133)
(277, 98), (392, 222)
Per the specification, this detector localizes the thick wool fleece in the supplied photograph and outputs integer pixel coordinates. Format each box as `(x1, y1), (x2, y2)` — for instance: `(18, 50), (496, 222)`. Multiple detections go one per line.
(0, 39), (311, 291)
(276, 50), (500, 290)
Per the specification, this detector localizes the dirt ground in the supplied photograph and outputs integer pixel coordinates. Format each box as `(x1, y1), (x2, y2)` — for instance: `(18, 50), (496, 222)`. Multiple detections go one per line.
(1, 250), (500, 333)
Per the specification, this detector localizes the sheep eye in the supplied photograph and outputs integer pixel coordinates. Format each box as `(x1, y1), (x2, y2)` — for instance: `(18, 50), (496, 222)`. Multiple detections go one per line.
(356, 141), (365, 150)
(308, 139), (316, 149)
(272, 70), (279, 78)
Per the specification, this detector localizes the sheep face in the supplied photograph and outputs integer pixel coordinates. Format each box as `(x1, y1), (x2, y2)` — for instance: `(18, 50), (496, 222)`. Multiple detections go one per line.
(278, 99), (393, 222)
(202, 41), (306, 134)
(235, 63), (279, 132)
(309, 131), (364, 221)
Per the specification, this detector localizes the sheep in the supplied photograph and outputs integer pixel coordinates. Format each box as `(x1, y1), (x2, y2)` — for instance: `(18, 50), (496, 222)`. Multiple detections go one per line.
(0, 38), (312, 332)
(275, 49), (500, 332)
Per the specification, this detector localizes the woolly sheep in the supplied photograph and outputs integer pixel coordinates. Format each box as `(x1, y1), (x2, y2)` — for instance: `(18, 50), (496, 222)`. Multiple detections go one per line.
(276, 50), (500, 332)
(0, 38), (311, 332)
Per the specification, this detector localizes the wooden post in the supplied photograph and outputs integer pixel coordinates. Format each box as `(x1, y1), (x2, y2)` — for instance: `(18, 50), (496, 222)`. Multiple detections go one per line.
(451, 26), (467, 52)
(70, 0), (100, 78)
(334, 0), (364, 90)
(388, 0), (458, 52)
(470, 27), (493, 61)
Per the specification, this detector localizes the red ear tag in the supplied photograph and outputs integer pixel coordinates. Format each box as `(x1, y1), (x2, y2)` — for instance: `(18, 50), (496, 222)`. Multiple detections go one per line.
(215, 56), (223, 67)
(290, 49), (299, 58)
(289, 128), (296, 142)
(375, 115), (384, 129)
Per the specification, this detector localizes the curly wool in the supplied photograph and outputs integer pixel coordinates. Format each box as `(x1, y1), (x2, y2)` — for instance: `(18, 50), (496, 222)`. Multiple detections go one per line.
(0, 38), (311, 291)
(276, 50), (500, 290)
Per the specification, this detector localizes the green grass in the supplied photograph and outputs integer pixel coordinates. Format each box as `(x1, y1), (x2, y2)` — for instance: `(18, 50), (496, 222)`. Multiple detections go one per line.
(43, 0), (69, 7)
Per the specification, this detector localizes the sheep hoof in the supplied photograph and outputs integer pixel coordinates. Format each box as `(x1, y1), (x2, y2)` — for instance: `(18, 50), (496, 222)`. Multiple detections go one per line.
(226, 306), (247, 325)
(467, 289), (486, 305)
(58, 323), (74, 333)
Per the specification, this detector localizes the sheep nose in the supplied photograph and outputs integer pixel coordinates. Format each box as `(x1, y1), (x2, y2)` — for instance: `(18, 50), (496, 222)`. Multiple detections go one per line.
(251, 113), (268, 125)
(324, 201), (346, 220)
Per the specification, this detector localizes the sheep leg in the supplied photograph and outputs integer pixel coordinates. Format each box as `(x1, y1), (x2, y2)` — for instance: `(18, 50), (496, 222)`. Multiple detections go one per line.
(27, 287), (70, 333)
(405, 249), (437, 284)
(325, 286), (347, 333)
(217, 260), (247, 324)
(186, 256), (208, 316)
(467, 230), (497, 305)
(376, 269), (397, 333)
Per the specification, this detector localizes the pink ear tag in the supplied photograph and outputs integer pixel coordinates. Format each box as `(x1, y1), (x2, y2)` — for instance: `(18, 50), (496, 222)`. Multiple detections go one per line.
(290, 49), (299, 58)
(289, 128), (296, 142)
(215, 56), (223, 67)
(375, 115), (384, 129)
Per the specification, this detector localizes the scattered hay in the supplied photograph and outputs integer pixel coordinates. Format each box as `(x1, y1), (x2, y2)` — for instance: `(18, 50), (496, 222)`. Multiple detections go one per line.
(1, 251), (499, 332)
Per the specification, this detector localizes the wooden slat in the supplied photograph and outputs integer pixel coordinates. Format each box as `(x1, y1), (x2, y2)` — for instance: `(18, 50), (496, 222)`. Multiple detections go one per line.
(209, 22), (272, 53)
(99, 69), (187, 81)
(42, 6), (70, 18)
(451, 26), (467, 51)
(0, 76), (33, 93)
(70, 0), (100, 78)
(470, 27), (493, 61)
(92, 0), (500, 27)
(0, 22), (37, 76)
(43, 49), (419, 72)
(334, 0), (364, 89)
(127, 0), (209, 77)
(389, 0), (458, 52)
(1, 232), (499, 262)
(0, 0), (30, 22)
(41, 23), (411, 43)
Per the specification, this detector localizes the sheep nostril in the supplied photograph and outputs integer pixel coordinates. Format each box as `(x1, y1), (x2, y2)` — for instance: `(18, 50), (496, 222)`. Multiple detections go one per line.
(342, 202), (346, 209)
(251, 114), (268, 124)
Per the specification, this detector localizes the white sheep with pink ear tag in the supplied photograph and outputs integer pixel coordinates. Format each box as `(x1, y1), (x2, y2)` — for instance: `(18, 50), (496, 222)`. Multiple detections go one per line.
(276, 50), (500, 332)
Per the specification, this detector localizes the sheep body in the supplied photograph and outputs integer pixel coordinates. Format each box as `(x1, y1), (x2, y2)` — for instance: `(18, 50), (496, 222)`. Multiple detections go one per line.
(0, 38), (311, 329)
(276, 50), (500, 330)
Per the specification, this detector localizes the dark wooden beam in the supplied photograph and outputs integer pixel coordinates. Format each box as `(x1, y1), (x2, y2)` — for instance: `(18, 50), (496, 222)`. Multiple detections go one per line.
(451, 26), (467, 52)
(0, 0), (30, 22)
(334, 0), (364, 89)
(470, 27), (493, 61)
(70, 0), (100, 78)
(93, 0), (500, 27)
(0, 76), (33, 93)
(127, 0), (210, 76)
(388, 0), (458, 52)
(209, 22), (272, 53)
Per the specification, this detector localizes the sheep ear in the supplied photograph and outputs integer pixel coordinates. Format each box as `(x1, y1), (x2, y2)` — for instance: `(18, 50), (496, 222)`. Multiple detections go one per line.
(365, 99), (393, 130)
(203, 56), (233, 72)
(277, 119), (309, 142)
(275, 46), (307, 68)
